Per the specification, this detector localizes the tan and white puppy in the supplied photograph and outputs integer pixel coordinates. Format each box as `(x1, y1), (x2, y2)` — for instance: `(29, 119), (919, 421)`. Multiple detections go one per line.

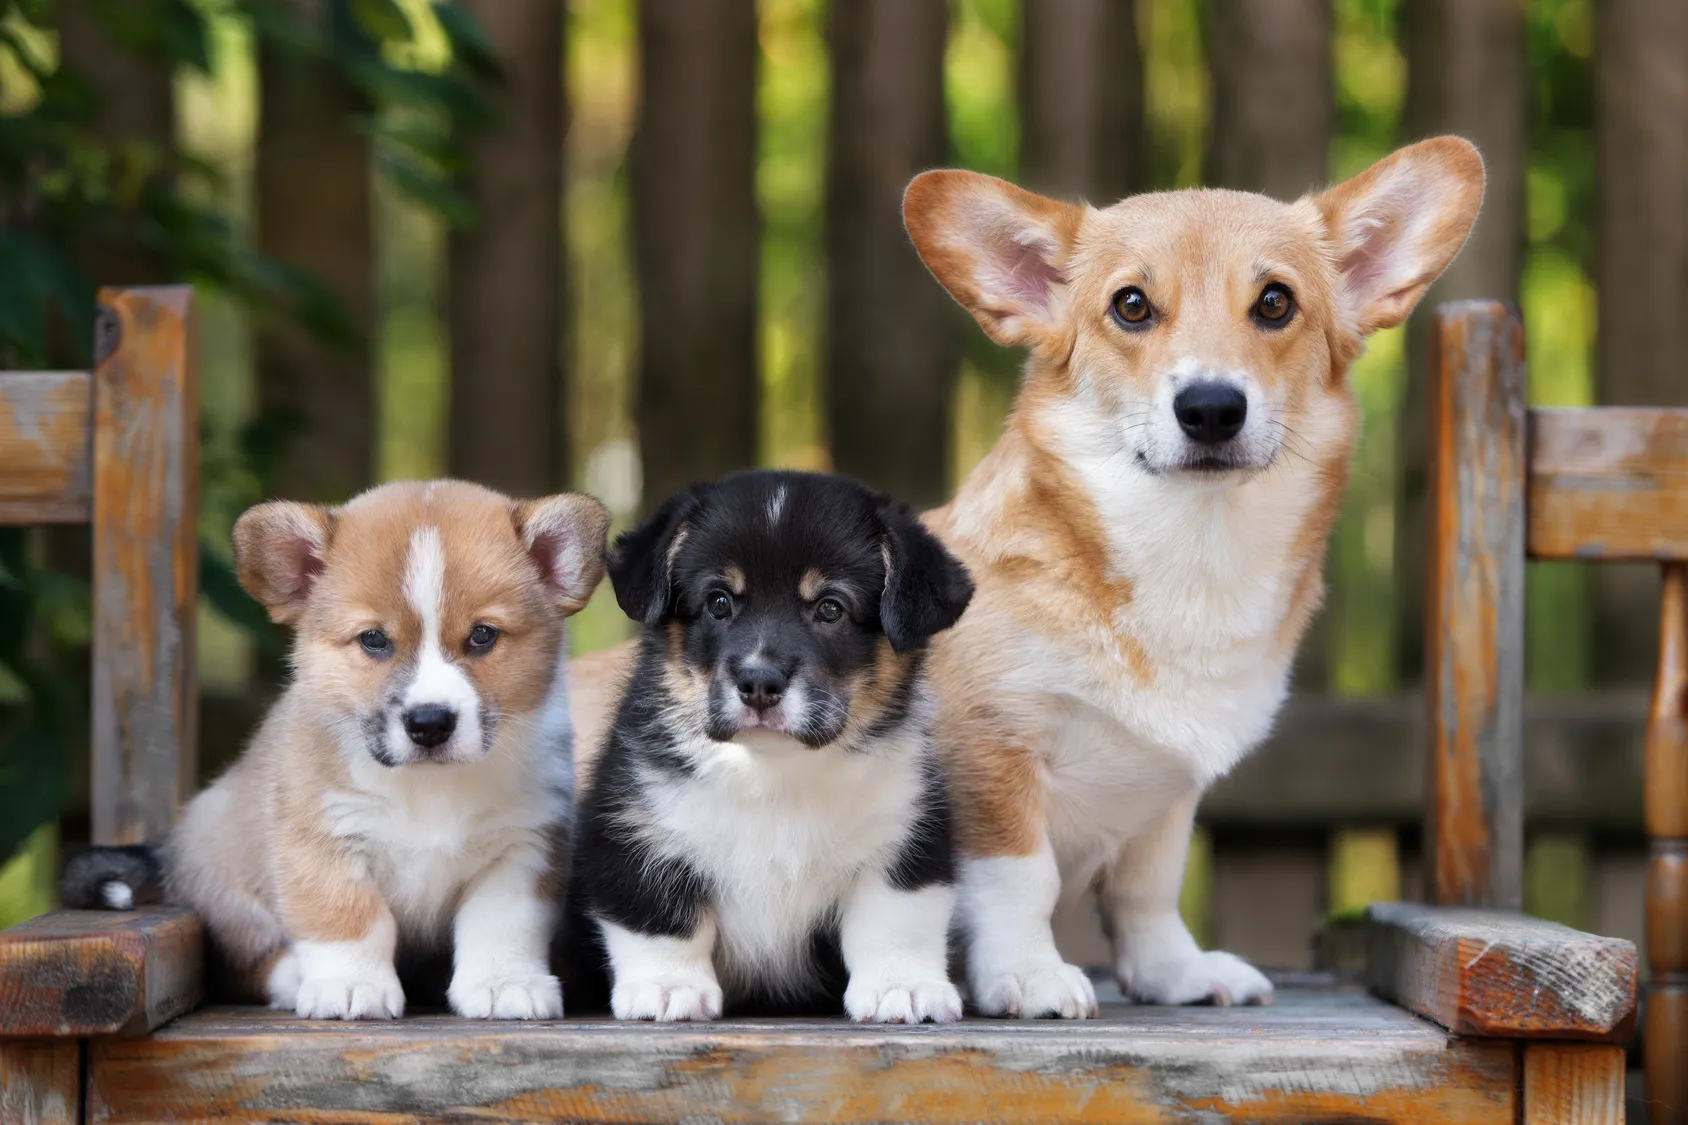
(896, 137), (1486, 1017)
(68, 480), (608, 1020)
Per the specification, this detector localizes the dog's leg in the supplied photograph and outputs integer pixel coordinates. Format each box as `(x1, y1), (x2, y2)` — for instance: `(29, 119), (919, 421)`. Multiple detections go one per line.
(959, 839), (1099, 1019)
(278, 873), (406, 1020)
(840, 872), (962, 1023)
(1101, 788), (1273, 1005)
(599, 913), (724, 1021)
(447, 845), (564, 1019)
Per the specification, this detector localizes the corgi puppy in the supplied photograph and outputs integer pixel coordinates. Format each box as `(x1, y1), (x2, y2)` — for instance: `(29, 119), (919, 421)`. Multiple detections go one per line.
(567, 470), (973, 1022)
(894, 137), (1486, 1017)
(62, 480), (608, 1020)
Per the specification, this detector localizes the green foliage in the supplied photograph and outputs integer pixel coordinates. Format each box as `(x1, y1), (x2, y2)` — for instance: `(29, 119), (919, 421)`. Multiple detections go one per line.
(0, 0), (498, 868)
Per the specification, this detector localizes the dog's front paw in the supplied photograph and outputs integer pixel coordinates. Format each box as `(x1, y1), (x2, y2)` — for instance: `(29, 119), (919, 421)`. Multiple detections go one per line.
(611, 975), (724, 1022)
(448, 971), (564, 1020)
(1118, 948), (1273, 1007)
(970, 961), (1098, 1019)
(295, 968), (405, 1020)
(845, 976), (963, 1024)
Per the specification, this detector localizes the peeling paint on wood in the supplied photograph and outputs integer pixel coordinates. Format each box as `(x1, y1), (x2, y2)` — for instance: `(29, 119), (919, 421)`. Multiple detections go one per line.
(0, 909), (202, 1038)
(1520, 1043), (1625, 1125)
(0, 372), (92, 525)
(1529, 407), (1688, 561)
(89, 287), (199, 847)
(1425, 300), (1526, 908)
(86, 989), (1518, 1124)
(0, 1041), (80, 1125)
(1364, 902), (1637, 1041)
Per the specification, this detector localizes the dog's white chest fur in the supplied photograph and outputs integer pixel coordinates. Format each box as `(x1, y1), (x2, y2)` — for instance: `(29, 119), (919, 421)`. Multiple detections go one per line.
(641, 730), (925, 992)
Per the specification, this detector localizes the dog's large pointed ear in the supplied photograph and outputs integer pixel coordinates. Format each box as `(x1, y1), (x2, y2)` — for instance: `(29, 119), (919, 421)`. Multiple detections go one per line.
(516, 493), (611, 615)
(903, 169), (1084, 353)
(607, 488), (706, 626)
(1313, 136), (1486, 336)
(877, 499), (974, 653)
(232, 501), (337, 625)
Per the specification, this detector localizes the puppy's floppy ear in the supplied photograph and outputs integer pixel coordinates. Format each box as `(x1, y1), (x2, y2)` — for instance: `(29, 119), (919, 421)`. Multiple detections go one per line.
(607, 488), (705, 626)
(877, 499), (974, 653)
(232, 501), (337, 625)
(515, 493), (611, 615)
(903, 169), (1084, 354)
(1313, 135), (1486, 336)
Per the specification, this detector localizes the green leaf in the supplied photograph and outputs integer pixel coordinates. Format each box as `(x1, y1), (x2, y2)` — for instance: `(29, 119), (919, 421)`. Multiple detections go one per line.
(349, 0), (413, 44)
(432, 2), (502, 80)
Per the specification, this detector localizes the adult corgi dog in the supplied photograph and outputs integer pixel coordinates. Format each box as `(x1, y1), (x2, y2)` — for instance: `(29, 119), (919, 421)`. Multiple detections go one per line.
(898, 137), (1485, 1016)
(63, 480), (608, 1020)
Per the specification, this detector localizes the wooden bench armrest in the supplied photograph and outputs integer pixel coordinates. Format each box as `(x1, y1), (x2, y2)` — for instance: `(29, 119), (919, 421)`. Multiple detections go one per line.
(0, 908), (203, 1037)
(1363, 902), (1637, 1042)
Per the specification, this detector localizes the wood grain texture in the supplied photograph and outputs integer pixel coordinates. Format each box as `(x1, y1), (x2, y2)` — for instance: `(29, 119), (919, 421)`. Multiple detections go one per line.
(1363, 902), (1637, 1041)
(87, 991), (1518, 1124)
(0, 1041), (80, 1125)
(0, 373), (92, 525)
(89, 287), (199, 847)
(0, 909), (202, 1038)
(1425, 301), (1527, 908)
(1521, 1044), (1626, 1125)
(1647, 562), (1688, 1123)
(1529, 407), (1688, 561)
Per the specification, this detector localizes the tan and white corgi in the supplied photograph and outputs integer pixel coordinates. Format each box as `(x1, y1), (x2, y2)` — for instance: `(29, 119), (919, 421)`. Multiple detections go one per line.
(896, 137), (1485, 1016)
(64, 480), (608, 1020)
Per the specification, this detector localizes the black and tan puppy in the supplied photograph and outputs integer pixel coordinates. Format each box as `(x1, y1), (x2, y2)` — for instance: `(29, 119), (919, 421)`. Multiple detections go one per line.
(568, 470), (974, 1022)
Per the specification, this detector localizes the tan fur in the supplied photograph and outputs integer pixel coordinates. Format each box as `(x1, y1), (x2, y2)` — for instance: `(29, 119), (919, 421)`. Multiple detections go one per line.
(798, 569), (828, 601)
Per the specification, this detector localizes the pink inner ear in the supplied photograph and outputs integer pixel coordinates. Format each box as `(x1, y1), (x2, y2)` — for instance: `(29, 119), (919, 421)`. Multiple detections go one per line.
(996, 239), (1063, 314)
(281, 537), (325, 600)
(527, 530), (566, 593)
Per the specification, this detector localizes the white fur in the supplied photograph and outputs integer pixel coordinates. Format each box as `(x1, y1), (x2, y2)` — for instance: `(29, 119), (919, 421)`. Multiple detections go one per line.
(840, 876), (961, 1023)
(396, 526), (485, 760)
(959, 850), (1097, 1018)
(292, 915), (405, 1019)
(100, 881), (133, 910)
(448, 846), (563, 1019)
(602, 916), (724, 1021)
(766, 485), (787, 526)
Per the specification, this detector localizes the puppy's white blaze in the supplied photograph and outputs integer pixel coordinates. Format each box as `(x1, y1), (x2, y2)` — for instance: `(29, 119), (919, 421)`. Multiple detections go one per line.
(601, 916), (724, 1021)
(399, 526), (483, 754)
(959, 848), (1097, 1019)
(840, 875), (960, 1023)
(291, 914), (405, 1020)
(766, 485), (786, 526)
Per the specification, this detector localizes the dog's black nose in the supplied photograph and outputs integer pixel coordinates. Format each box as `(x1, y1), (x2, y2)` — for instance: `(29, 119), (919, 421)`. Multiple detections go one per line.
(404, 704), (457, 748)
(736, 667), (788, 711)
(1173, 382), (1248, 445)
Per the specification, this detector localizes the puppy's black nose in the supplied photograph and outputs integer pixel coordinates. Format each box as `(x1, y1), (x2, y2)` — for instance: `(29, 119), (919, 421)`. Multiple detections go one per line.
(1173, 382), (1248, 445)
(736, 667), (787, 711)
(404, 704), (457, 748)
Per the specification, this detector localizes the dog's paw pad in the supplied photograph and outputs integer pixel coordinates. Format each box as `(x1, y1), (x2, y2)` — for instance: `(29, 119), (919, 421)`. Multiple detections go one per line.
(611, 977), (724, 1022)
(1122, 950), (1274, 1007)
(449, 973), (564, 1020)
(845, 978), (963, 1024)
(295, 972), (405, 1020)
(971, 962), (1098, 1019)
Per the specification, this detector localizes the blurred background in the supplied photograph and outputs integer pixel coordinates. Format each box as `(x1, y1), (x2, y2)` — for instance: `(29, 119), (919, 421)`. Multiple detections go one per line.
(0, 0), (1681, 1002)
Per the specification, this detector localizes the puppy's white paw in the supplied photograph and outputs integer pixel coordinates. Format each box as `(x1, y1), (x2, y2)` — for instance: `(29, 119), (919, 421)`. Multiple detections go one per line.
(448, 972), (564, 1020)
(611, 975), (724, 1022)
(264, 950), (301, 1010)
(1118, 949), (1273, 1007)
(971, 961), (1098, 1019)
(295, 968), (405, 1020)
(845, 976), (963, 1024)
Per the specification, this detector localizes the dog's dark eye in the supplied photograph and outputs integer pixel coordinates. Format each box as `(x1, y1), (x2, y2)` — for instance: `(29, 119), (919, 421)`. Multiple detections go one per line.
(814, 598), (844, 624)
(706, 592), (734, 619)
(1253, 283), (1294, 326)
(1111, 286), (1153, 328)
(358, 628), (392, 657)
(467, 624), (499, 653)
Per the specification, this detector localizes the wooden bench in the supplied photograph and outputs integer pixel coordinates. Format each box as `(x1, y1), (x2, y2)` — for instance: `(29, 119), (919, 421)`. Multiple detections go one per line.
(0, 297), (1666, 1123)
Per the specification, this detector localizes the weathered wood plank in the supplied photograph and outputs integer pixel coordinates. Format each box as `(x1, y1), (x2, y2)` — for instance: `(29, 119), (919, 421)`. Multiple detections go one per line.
(0, 909), (202, 1038)
(1425, 300), (1527, 908)
(1520, 1043), (1625, 1125)
(87, 992), (1518, 1125)
(1646, 562), (1688, 1125)
(1529, 407), (1688, 561)
(0, 373), (92, 525)
(89, 287), (199, 846)
(0, 1041), (80, 1125)
(1364, 902), (1637, 1041)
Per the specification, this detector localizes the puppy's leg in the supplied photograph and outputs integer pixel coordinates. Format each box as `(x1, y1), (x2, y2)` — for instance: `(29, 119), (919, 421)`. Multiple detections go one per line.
(1101, 788), (1272, 1006)
(275, 855), (404, 1020)
(600, 914), (723, 1022)
(840, 873), (961, 1023)
(447, 843), (564, 1020)
(960, 840), (1098, 1018)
